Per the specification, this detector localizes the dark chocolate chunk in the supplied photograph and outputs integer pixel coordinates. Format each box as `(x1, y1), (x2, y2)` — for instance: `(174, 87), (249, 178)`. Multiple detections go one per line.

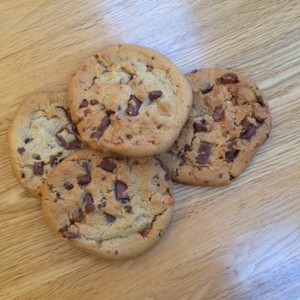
(256, 95), (264, 105)
(124, 205), (133, 213)
(191, 69), (198, 74)
(24, 138), (32, 144)
(149, 90), (163, 101)
(225, 141), (239, 163)
(90, 116), (110, 139)
(193, 120), (208, 133)
(33, 162), (44, 176)
(196, 142), (212, 164)
(83, 193), (95, 213)
(103, 212), (116, 223)
(139, 226), (151, 237)
(64, 182), (74, 190)
(90, 99), (99, 105)
(100, 158), (116, 173)
(201, 82), (213, 94)
(240, 119), (257, 140)
(106, 110), (115, 116)
(55, 127), (81, 150)
(126, 95), (142, 116)
(71, 209), (84, 223)
(77, 162), (91, 185)
(98, 200), (107, 208)
(219, 73), (239, 84)
(49, 152), (63, 167)
(17, 147), (26, 155)
(21, 172), (25, 178)
(212, 107), (224, 122)
(115, 180), (130, 201)
(60, 226), (79, 240)
(79, 99), (88, 108)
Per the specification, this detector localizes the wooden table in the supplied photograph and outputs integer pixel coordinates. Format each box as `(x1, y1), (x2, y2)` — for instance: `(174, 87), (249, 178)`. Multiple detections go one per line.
(1, 1), (300, 299)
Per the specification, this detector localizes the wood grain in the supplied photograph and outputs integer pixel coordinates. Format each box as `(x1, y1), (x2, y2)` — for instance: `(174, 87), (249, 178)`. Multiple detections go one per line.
(1, 0), (300, 299)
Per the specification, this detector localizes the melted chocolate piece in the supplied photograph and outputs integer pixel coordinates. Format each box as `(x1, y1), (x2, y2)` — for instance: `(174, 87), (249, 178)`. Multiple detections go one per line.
(126, 95), (142, 116)
(115, 180), (130, 201)
(196, 142), (212, 164)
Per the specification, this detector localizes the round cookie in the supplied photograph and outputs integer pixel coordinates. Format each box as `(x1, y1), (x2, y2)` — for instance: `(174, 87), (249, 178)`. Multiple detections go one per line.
(42, 148), (174, 260)
(159, 68), (271, 186)
(68, 44), (193, 156)
(9, 92), (83, 197)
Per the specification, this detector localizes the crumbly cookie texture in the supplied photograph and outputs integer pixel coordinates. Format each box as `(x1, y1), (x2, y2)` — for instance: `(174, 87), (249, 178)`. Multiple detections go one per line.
(159, 68), (271, 186)
(9, 92), (83, 197)
(42, 149), (174, 260)
(68, 44), (193, 156)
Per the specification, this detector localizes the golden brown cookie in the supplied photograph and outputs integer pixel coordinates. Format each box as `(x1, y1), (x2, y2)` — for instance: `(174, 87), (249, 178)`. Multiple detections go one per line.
(42, 149), (174, 260)
(9, 92), (83, 197)
(159, 68), (271, 185)
(68, 44), (193, 156)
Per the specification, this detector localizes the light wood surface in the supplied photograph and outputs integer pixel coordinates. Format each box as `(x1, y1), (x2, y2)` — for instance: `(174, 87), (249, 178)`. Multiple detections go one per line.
(1, 1), (300, 299)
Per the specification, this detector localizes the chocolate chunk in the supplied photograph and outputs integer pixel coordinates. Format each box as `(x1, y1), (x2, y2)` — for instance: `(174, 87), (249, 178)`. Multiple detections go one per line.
(71, 209), (84, 223)
(62, 109), (78, 134)
(196, 142), (212, 164)
(212, 107), (224, 122)
(191, 69), (198, 74)
(98, 200), (106, 208)
(103, 212), (116, 223)
(33, 162), (44, 176)
(90, 116), (110, 139)
(83, 193), (95, 213)
(184, 144), (192, 152)
(124, 205), (133, 213)
(106, 110), (115, 116)
(193, 120), (208, 133)
(79, 99), (88, 108)
(64, 182), (74, 190)
(126, 95), (142, 116)
(100, 158), (116, 173)
(219, 73), (239, 84)
(32, 154), (41, 160)
(149, 90), (163, 101)
(256, 95), (264, 105)
(60, 226), (79, 240)
(24, 138), (32, 144)
(49, 152), (63, 167)
(139, 226), (151, 237)
(115, 180), (130, 201)
(90, 99), (99, 105)
(201, 82), (213, 94)
(21, 173), (25, 178)
(225, 141), (239, 163)
(240, 119), (257, 140)
(17, 147), (26, 155)
(231, 96), (237, 106)
(56, 127), (81, 150)
(255, 116), (265, 127)
(77, 162), (91, 185)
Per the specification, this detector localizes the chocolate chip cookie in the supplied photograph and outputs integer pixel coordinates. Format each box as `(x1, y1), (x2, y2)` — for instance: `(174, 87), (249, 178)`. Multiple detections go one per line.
(9, 92), (83, 197)
(159, 68), (271, 185)
(42, 149), (174, 259)
(68, 44), (193, 156)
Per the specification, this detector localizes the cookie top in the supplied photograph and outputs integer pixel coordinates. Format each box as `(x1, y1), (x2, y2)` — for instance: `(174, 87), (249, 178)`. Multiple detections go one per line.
(68, 44), (193, 156)
(9, 92), (83, 197)
(42, 148), (174, 260)
(159, 68), (271, 186)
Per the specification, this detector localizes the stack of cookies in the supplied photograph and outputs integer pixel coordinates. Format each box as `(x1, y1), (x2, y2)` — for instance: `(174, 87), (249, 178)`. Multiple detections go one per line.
(9, 44), (271, 259)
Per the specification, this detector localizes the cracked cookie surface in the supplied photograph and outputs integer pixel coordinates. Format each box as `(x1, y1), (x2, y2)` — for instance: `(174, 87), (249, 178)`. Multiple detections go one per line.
(42, 148), (174, 260)
(159, 68), (271, 186)
(68, 44), (193, 156)
(9, 92), (83, 197)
